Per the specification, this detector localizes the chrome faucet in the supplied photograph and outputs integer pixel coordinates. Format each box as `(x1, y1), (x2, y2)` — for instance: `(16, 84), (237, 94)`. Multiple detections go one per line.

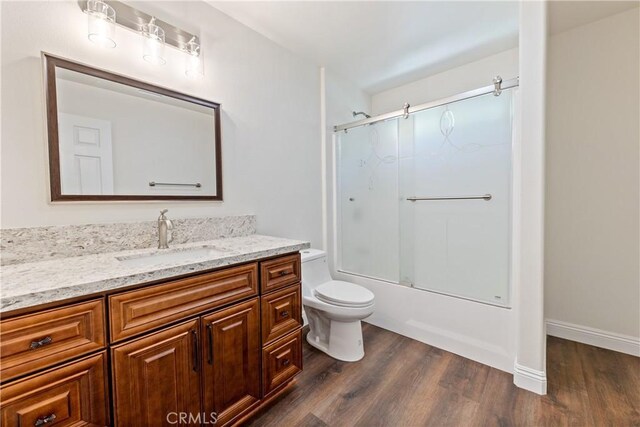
(157, 209), (173, 249)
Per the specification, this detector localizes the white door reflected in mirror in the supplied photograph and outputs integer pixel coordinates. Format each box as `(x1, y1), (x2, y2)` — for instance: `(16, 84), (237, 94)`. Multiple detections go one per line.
(58, 113), (114, 195)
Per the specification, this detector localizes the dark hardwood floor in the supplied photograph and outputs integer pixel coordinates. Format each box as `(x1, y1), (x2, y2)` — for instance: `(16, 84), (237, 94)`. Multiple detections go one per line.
(246, 323), (640, 427)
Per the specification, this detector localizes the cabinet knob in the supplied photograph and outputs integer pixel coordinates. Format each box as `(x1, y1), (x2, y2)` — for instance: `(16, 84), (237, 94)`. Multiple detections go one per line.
(282, 359), (290, 367)
(34, 413), (56, 426)
(280, 310), (289, 318)
(279, 270), (288, 277)
(30, 336), (53, 350)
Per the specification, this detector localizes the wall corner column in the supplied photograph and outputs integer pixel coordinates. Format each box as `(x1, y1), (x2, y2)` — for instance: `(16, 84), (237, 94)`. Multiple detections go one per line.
(514, 0), (548, 395)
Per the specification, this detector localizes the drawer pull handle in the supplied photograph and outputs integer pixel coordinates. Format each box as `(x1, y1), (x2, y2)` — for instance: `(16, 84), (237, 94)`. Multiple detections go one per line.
(34, 413), (56, 426)
(207, 323), (214, 365)
(279, 270), (288, 277)
(282, 359), (290, 367)
(191, 329), (199, 372)
(30, 336), (53, 350)
(280, 310), (289, 318)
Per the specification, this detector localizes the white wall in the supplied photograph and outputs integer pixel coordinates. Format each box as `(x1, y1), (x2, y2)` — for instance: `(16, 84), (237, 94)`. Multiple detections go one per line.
(545, 8), (640, 342)
(1, 1), (322, 247)
(372, 48), (518, 115)
(323, 69), (371, 153)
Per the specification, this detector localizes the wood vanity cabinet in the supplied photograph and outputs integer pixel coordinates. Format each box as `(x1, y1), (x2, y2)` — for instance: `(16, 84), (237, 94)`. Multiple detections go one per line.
(0, 252), (303, 427)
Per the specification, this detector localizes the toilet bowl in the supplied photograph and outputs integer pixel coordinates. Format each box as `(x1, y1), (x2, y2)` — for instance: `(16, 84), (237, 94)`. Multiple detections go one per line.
(301, 249), (375, 362)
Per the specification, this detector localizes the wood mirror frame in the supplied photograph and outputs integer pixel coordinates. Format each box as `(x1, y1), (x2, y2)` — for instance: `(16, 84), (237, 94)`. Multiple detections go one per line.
(44, 53), (223, 201)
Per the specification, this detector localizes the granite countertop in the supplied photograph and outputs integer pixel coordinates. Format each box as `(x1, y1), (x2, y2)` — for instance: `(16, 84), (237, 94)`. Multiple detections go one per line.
(0, 234), (310, 313)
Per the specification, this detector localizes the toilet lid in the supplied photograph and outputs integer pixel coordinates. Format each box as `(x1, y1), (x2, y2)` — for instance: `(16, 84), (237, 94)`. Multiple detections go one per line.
(314, 281), (375, 307)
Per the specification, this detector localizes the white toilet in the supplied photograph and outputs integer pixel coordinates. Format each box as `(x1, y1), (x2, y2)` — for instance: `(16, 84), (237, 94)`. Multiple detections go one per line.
(300, 249), (375, 362)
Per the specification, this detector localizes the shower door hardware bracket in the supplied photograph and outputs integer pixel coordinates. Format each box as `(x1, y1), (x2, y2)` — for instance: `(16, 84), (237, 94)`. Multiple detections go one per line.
(402, 103), (410, 119)
(493, 76), (503, 96)
(78, 0), (200, 53)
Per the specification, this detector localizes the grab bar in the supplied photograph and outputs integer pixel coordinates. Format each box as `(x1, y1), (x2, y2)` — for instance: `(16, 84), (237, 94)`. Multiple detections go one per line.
(149, 181), (202, 188)
(406, 194), (492, 202)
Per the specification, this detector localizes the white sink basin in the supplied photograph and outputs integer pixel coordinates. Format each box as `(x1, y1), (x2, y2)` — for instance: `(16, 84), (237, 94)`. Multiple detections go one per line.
(116, 246), (231, 268)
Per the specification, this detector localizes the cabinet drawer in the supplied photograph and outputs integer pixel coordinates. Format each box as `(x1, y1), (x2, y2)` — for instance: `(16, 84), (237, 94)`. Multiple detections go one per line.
(261, 284), (302, 345)
(262, 329), (303, 397)
(0, 352), (109, 427)
(109, 262), (258, 342)
(260, 254), (301, 294)
(0, 299), (105, 382)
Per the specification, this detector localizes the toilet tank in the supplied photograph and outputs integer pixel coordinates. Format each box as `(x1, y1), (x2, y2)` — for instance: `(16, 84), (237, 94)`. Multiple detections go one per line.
(300, 249), (332, 291)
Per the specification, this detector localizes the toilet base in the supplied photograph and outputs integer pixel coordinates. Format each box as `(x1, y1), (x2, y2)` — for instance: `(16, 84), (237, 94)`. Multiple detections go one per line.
(306, 319), (365, 362)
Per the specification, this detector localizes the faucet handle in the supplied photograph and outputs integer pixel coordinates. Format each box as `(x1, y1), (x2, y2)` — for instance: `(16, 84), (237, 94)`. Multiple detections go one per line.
(167, 220), (174, 243)
(160, 209), (168, 215)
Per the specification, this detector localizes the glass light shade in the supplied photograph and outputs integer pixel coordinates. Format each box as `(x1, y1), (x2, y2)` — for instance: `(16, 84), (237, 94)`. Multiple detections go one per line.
(143, 21), (166, 66)
(86, 0), (116, 48)
(185, 38), (204, 78)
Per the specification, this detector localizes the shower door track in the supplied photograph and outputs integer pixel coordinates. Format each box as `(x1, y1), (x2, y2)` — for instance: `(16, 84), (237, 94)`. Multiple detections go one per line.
(336, 269), (399, 285)
(337, 269), (512, 309)
(334, 76), (519, 132)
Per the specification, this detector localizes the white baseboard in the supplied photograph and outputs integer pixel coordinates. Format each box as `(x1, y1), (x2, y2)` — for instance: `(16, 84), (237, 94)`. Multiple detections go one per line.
(546, 319), (640, 357)
(513, 361), (547, 395)
(363, 318), (514, 373)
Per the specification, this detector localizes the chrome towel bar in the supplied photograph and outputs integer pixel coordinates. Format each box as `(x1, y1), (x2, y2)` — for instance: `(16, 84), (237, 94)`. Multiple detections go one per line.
(149, 181), (202, 188)
(406, 194), (492, 202)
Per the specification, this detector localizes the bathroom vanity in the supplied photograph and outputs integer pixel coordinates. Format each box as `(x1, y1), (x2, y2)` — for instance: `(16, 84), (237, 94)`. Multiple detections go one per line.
(0, 230), (308, 427)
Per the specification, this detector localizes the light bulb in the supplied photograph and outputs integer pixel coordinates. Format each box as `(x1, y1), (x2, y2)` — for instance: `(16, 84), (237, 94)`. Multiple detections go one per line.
(86, 0), (116, 48)
(185, 37), (204, 78)
(143, 18), (166, 66)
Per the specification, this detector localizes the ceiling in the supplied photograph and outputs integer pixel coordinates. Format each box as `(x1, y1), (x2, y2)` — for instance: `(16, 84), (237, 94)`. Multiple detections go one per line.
(209, 1), (638, 95)
(209, 1), (519, 94)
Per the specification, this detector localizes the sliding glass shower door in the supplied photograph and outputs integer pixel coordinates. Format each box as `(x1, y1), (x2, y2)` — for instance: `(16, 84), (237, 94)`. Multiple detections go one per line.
(399, 91), (513, 305)
(337, 119), (399, 282)
(337, 88), (514, 306)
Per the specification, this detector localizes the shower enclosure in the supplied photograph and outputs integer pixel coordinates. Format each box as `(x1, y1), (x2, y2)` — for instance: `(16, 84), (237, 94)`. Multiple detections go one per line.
(336, 80), (516, 306)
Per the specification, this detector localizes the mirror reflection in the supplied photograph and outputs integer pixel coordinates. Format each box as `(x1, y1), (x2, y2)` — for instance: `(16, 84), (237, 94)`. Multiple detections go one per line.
(49, 58), (221, 200)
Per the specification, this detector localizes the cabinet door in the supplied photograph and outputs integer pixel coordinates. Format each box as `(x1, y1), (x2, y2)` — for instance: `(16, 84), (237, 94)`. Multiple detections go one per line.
(201, 298), (260, 426)
(112, 320), (201, 427)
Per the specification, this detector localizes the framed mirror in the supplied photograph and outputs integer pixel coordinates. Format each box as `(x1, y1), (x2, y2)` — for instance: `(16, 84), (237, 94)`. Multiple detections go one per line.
(44, 53), (222, 201)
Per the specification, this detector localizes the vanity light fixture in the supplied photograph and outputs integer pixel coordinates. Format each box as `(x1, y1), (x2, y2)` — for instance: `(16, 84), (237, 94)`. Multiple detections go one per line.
(184, 36), (203, 78)
(80, 1), (204, 76)
(142, 17), (166, 66)
(85, 0), (116, 48)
